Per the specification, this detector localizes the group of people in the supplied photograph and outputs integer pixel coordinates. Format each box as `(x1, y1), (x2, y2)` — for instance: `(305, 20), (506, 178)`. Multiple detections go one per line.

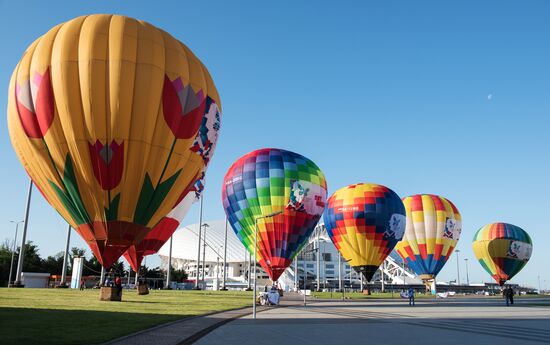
(103, 275), (123, 295)
(402, 286), (516, 306)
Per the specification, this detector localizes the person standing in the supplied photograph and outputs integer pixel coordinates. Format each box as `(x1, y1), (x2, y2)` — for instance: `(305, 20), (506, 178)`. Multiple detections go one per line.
(114, 275), (122, 297)
(504, 286), (515, 306)
(408, 287), (415, 306)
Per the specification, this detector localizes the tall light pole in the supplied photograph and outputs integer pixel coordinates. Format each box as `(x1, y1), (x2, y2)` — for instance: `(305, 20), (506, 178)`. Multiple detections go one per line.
(201, 223), (209, 288)
(166, 235), (173, 289)
(8, 220), (24, 287)
(195, 196), (204, 289)
(60, 224), (72, 287)
(380, 261), (385, 292)
(455, 249), (461, 285)
(294, 256), (298, 291)
(13, 180), (33, 287)
(464, 258), (470, 286)
(247, 252), (252, 290)
(222, 218), (228, 290)
(338, 253), (342, 292)
(253, 211), (282, 320)
(316, 227), (321, 292)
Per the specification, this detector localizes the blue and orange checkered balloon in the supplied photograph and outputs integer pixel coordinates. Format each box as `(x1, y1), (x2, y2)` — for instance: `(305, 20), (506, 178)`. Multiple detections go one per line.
(324, 183), (406, 282)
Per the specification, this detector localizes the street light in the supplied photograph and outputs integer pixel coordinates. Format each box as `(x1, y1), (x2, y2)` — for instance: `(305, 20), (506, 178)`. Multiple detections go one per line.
(464, 258), (470, 286)
(455, 249), (461, 286)
(13, 180), (33, 287)
(194, 196), (204, 290)
(253, 211), (282, 320)
(201, 223), (210, 288)
(8, 220), (24, 287)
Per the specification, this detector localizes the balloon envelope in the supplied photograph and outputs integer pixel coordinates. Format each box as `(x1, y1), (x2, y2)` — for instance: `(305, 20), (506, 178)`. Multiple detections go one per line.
(324, 183), (406, 281)
(8, 14), (221, 268)
(395, 194), (462, 280)
(472, 223), (532, 286)
(222, 148), (327, 281)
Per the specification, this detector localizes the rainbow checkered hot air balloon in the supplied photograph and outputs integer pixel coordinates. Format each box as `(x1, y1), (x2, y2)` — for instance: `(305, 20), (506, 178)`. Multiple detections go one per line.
(222, 148), (327, 281)
(472, 223), (532, 286)
(395, 194), (462, 282)
(324, 183), (406, 281)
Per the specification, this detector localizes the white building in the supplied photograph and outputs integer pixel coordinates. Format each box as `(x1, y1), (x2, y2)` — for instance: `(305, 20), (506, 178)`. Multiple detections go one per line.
(158, 220), (421, 291)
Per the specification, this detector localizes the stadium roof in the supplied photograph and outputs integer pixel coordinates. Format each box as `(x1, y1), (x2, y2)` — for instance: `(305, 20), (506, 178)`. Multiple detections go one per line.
(158, 220), (248, 263)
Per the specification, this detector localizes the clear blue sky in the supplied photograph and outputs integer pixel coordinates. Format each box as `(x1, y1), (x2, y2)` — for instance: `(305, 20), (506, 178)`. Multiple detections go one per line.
(1, 1), (549, 288)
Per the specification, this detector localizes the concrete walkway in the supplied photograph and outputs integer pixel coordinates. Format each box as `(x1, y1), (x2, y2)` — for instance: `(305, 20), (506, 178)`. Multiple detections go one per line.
(196, 297), (550, 345)
(104, 292), (306, 345)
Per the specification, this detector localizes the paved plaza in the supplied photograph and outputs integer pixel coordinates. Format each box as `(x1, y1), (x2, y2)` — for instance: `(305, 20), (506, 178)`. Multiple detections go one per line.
(196, 297), (550, 345)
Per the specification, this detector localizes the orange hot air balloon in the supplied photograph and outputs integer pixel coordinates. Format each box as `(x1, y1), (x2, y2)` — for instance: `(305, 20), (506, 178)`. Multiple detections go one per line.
(7, 15), (222, 268)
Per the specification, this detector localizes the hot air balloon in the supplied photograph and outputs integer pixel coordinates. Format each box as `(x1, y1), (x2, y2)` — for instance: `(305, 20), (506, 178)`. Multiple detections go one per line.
(222, 148), (327, 281)
(8, 14), (222, 268)
(472, 223), (532, 286)
(324, 183), (406, 283)
(395, 194), (461, 292)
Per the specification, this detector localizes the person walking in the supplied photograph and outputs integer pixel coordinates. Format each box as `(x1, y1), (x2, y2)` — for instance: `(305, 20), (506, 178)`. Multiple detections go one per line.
(408, 287), (415, 306)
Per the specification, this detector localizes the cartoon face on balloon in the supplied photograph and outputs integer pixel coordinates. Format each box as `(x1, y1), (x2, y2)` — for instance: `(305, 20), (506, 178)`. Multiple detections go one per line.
(507, 241), (532, 261)
(384, 214), (406, 240)
(443, 218), (461, 239)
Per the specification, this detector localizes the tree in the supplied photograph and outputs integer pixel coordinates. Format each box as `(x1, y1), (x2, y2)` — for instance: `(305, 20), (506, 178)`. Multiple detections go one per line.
(0, 240), (14, 287)
(82, 255), (102, 276)
(171, 267), (188, 282)
(41, 252), (64, 275)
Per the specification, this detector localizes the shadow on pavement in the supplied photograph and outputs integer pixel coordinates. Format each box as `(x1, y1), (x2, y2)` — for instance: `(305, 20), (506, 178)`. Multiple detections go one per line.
(0, 307), (183, 345)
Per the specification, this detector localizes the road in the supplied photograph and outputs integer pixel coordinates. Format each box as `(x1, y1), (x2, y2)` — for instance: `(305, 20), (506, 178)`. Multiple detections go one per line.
(196, 297), (550, 345)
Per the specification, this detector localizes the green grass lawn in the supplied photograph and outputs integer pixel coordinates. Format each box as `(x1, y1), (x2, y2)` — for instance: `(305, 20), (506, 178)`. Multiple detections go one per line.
(0, 288), (252, 345)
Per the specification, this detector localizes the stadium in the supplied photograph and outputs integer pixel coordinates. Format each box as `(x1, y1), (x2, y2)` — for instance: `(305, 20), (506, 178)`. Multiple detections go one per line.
(158, 219), (424, 291)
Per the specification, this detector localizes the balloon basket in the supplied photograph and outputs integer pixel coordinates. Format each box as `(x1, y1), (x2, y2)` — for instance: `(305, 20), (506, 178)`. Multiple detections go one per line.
(100, 287), (122, 301)
(137, 283), (149, 295)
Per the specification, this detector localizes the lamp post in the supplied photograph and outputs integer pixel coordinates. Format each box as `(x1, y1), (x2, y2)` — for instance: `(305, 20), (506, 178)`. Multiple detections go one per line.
(294, 257), (298, 291)
(455, 249), (461, 285)
(464, 258), (470, 286)
(166, 235), (173, 289)
(222, 218), (229, 290)
(316, 226), (321, 292)
(195, 196), (204, 289)
(201, 223), (209, 288)
(8, 220), (24, 287)
(13, 180), (33, 287)
(338, 253), (342, 292)
(253, 211), (282, 320)
(60, 224), (72, 287)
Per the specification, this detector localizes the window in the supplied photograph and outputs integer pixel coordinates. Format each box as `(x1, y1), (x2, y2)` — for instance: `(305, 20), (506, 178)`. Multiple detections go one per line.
(326, 270), (334, 275)
(322, 253), (332, 261)
(306, 264), (314, 268)
(325, 264), (334, 269)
